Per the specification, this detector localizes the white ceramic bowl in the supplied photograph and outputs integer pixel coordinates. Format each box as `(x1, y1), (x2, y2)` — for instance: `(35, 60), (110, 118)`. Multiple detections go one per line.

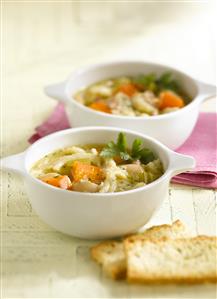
(1, 127), (195, 240)
(44, 61), (216, 150)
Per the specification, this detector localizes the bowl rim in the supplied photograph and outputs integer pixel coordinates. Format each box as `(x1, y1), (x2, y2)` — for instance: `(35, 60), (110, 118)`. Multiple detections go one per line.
(67, 60), (200, 121)
(26, 126), (172, 197)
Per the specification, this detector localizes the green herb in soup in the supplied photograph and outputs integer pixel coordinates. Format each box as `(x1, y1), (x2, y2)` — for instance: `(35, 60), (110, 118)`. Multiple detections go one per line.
(100, 132), (155, 164)
(30, 133), (164, 193)
(74, 72), (190, 117)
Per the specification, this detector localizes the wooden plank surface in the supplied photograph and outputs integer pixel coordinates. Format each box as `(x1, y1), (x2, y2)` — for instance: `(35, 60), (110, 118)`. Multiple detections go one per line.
(1, 1), (216, 298)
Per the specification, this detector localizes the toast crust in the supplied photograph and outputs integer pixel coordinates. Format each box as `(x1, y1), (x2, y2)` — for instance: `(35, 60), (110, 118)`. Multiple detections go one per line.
(102, 261), (126, 280)
(125, 220), (187, 243)
(128, 275), (217, 284)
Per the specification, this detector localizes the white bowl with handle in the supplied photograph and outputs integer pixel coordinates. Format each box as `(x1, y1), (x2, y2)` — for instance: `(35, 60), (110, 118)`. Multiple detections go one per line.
(1, 127), (195, 239)
(44, 61), (216, 150)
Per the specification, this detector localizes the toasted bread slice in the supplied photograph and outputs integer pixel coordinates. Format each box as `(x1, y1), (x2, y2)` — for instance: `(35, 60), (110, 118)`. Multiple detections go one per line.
(91, 220), (188, 279)
(125, 236), (217, 284)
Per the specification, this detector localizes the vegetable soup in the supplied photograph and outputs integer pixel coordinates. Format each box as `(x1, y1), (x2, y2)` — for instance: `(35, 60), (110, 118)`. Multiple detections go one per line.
(74, 72), (190, 117)
(31, 133), (164, 193)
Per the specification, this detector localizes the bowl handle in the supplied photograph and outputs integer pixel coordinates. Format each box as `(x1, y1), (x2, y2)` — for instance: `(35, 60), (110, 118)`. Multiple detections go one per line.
(44, 81), (68, 103)
(196, 80), (216, 103)
(0, 152), (26, 175)
(168, 152), (196, 177)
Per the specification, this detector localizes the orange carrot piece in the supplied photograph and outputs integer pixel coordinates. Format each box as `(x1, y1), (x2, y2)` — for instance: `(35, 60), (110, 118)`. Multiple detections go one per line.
(159, 90), (184, 109)
(89, 101), (111, 113)
(71, 161), (105, 184)
(118, 83), (137, 97)
(41, 175), (72, 190)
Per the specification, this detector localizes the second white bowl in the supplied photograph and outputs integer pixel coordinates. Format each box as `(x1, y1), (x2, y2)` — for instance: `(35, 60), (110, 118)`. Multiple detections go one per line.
(44, 61), (216, 149)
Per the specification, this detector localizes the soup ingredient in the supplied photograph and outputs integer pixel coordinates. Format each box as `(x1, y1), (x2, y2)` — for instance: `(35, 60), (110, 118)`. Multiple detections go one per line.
(117, 83), (137, 97)
(99, 159), (128, 193)
(109, 92), (135, 116)
(89, 101), (111, 113)
(100, 133), (131, 161)
(131, 138), (155, 164)
(52, 151), (98, 172)
(100, 133), (155, 165)
(161, 107), (180, 114)
(131, 92), (158, 115)
(156, 72), (180, 94)
(159, 90), (184, 109)
(91, 220), (188, 280)
(133, 73), (157, 92)
(89, 84), (113, 97)
(133, 72), (181, 94)
(74, 72), (189, 117)
(72, 161), (105, 184)
(41, 175), (72, 190)
(122, 163), (144, 181)
(72, 180), (99, 193)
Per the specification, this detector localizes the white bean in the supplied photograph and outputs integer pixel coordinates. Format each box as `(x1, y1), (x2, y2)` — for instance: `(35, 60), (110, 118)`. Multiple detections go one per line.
(72, 181), (99, 193)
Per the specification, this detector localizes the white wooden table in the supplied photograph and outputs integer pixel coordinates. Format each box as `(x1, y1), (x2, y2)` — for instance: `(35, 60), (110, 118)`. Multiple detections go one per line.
(1, 2), (216, 298)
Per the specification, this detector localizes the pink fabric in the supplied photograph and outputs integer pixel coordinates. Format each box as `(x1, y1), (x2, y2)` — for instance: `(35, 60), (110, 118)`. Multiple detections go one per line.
(29, 104), (217, 189)
(28, 104), (70, 144)
(172, 112), (217, 188)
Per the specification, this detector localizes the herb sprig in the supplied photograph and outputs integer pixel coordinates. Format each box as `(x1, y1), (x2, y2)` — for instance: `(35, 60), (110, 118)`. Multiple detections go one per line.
(156, 72), (180, 94)
(133, 71), (181, 94)
(100, 133), (155, 164)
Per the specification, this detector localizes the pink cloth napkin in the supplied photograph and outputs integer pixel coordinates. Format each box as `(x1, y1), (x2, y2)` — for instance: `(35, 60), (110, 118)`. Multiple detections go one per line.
(172, 112), (217, 188)
(28, 104), (70, 144)
(29, 104), (217, 189)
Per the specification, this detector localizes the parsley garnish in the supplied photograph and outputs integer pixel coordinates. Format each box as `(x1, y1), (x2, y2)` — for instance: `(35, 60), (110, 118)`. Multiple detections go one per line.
(156, 72), (180, 94)
(133, 73), (157, 92)
(133, 72), (180, 94)
(100, 133), (155, 164)
(99, 133), (131, 161)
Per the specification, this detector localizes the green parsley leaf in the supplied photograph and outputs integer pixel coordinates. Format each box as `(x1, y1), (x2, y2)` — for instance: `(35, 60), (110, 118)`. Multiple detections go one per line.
(117, 132), (127, 152)
(133, 73), (157, 92)
(100, 132), (155, 165)
(132, 72), (182, 95)
(131, 138), (155, 163)
(100, 133), (129, 160)
(139, 148), (155, 164)
(131, 138), (143, 158)
(156, 72), (180, 94)
(99, 147), (118, 158)
(107, 141), (116, 148)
